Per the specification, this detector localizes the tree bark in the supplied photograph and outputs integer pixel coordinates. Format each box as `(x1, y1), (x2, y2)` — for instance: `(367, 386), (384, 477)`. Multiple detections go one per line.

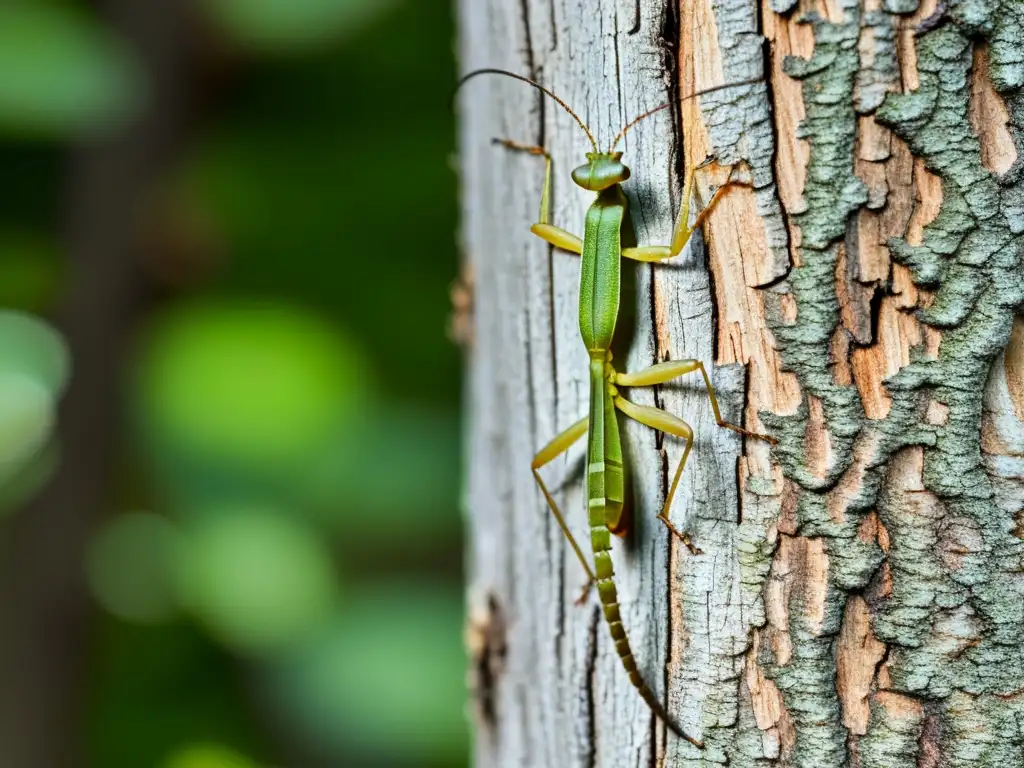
(459, 0), (1023, 766)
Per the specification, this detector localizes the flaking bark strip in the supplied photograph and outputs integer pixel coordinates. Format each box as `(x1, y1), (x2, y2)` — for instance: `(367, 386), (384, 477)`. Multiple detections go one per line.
(760, 7), (868, 759)
(856, 10), (899, 114)
(699, 0), (791, 285)
(766, 5), (868, 490)
(673, 0), (794, 761)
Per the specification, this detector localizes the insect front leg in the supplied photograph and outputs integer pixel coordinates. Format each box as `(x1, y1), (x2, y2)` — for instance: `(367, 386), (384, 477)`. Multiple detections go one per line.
(492, 139), (583, 254)
(620, 161), (752, 263)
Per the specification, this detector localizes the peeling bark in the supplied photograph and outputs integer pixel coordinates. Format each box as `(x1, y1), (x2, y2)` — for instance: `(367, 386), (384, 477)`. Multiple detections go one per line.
(459, 0), (1024, 765)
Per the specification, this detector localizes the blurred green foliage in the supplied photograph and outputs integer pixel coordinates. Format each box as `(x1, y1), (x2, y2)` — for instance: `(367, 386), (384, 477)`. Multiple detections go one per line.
(137, 300), (369, 472)
(0, 4), (141, 137)
(201, 0), (401, 54)
(0, 0), (463, 766)
(87, 511), (183, 625)
(166, 744), (260, 768)
(270, 582), (467, 765)
(0, 230), (63, 312)
(178, 505), (339, 654)
(0, 310), (68, 510)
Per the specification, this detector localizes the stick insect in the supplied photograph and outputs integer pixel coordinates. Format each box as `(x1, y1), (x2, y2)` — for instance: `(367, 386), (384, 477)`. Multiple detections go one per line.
(458, 68), (775, 748)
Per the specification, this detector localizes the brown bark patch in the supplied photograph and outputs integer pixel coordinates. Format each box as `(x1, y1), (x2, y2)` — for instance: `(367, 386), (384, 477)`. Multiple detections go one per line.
(906, 161), (942, 248)
(652, 279), (673, 360)
(918, 710), (942, 768)
(746, 631), (785, 730)
(831, 327), (855, 387)
(970, 45), (1018, 176)
(897, 0), (940, 90)
(1004, 316), (1024, 423)
(837, 595), (887, 734)
(763, 0), (813, 227)
(837, 242), (876, 345)
(466, 591), (508, 731)
(805, 395), (835, 482)
(873, 690), (923, 720)
(829, 431), (883, 524)
(925, 399), (949, 427)
(768, 534), (831, 640)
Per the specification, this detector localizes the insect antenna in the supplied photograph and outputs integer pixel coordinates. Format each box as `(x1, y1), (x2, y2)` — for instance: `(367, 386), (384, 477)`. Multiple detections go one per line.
(610, 76), (763, 151)
(456, 68), (598, 153)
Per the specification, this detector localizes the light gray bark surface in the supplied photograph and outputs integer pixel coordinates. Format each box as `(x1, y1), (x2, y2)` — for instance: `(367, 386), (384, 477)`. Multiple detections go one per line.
(459, 0), (1024, 766)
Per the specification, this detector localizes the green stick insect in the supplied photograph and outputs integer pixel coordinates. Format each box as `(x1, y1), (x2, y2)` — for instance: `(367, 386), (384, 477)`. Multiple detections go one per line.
(458, 68), (775, 747)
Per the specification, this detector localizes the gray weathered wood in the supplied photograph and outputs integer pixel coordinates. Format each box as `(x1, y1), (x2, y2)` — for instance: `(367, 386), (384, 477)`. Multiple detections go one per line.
(458, 2), (779, 765)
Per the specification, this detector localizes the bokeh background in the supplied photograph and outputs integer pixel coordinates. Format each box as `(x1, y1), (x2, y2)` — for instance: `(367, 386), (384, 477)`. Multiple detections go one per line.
(0, 1), (464, 767)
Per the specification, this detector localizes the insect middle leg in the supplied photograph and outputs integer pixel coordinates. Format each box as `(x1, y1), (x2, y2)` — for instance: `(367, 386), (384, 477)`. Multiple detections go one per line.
(615, 359), (776, 443)
(531, 416), (597, 602)
(493, 138), (583, 254)
(620, 161), (750, 263)
(612, 359), (776, 548)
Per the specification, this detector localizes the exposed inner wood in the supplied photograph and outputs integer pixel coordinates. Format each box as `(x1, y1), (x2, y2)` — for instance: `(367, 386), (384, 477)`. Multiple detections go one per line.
(1005, 318), (1024, 423)
(837, 595), (887, 734)
(970, 44), (1018, 175)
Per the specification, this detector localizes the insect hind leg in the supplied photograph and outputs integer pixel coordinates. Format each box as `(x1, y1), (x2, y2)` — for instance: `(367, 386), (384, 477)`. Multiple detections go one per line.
(532, 417), (596, 602)
(611, 394), (701, 554)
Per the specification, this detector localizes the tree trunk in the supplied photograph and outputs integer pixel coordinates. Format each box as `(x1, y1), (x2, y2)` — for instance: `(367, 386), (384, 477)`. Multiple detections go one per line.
(458, 0), (1023, 765)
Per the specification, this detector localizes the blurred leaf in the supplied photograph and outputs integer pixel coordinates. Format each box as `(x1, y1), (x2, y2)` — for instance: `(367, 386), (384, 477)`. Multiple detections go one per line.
(0, 438), (58, 514)
(0, 309), (70, 394)
(0, 372), (55, 487)
(0, 311), (65, 506)
(165, 743), (260, 768)
(136, 300), (368, 472)
(177, 505), (338, 654)
(85, 621), (270, 768)
(0, 4), (142, 137)
(303, 403), (460, 534)
(201, 0), (399, 54)
(175, 0), (459, 407)
(271, 581), (467, 763)
(88, 512), (183, 624)
(0, 230), (63, 311)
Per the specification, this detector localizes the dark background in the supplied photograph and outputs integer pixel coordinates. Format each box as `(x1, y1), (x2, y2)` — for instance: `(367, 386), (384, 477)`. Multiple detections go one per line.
(0, 1), (464, 766)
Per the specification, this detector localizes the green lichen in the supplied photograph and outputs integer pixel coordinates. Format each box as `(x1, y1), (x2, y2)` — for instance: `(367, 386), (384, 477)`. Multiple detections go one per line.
(760, 0), (1024, 765)
(756, 5), (873, 765)
(858, 697), (925, 768)
(882, 0), (920, 15)
(856, 10), (899, 113)
(874, 18), (1024, 739)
